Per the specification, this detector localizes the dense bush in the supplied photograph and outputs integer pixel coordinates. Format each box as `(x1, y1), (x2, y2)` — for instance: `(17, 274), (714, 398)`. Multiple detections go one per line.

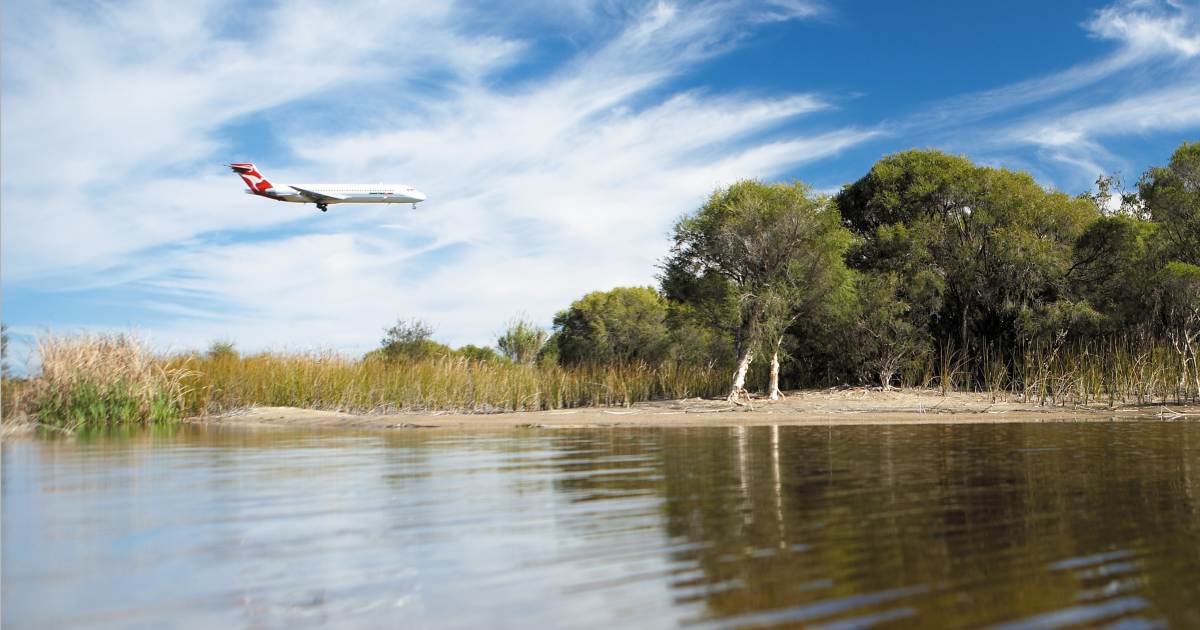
(553, 287), (672, 365)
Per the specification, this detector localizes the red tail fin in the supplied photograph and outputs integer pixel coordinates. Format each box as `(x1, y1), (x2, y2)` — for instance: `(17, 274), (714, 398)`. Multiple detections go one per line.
(230, 163), (274, 194)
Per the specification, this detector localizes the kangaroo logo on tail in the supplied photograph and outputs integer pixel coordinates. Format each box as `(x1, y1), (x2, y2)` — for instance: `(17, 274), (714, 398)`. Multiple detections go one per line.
(230, 163), (274, 194)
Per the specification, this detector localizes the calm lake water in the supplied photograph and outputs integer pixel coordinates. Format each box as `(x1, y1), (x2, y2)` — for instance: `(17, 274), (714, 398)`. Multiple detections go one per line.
(4, 422), (1200, 629)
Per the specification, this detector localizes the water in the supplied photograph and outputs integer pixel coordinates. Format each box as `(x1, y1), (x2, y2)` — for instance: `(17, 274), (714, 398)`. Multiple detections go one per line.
(4, 422), (1200, 628)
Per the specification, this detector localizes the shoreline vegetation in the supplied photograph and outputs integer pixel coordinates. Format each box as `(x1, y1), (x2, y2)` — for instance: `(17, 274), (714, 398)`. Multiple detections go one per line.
(2, 141), (1198, 431)
(2, 334), (1197, 433)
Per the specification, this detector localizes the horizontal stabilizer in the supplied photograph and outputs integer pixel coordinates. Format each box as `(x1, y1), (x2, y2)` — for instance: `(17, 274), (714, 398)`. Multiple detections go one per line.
(289, 185), (348, 202)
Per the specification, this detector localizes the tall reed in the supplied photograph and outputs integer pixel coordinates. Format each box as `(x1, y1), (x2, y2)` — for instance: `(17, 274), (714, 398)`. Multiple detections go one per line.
(22, 334), (191, 428)
(170, 352), (729, 415)
(7, 333), (1192, 428)
(980, 338), (1195, 406)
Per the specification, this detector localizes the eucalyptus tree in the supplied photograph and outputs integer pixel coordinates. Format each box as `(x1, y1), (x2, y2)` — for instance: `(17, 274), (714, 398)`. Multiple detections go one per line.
(838, 150), (1098, 353)
(552, 287), (671, 365)
(664, 181), (851, 401)
(1139, 140), (1200, 266)
(1070, 215), (1160, 333)
(852, 272), (930, 389)
(376, 318), (453, 361)
(1154, 262), (1200, 400)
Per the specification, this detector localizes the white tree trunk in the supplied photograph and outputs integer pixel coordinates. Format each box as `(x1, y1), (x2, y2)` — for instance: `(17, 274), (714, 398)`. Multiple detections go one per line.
(1185, 327), (1199, 402)
(767, 337), (784, 401)
(728, 347), (754, 401)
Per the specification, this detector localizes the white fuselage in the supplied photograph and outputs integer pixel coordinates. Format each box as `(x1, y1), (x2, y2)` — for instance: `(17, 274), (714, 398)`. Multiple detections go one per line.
(252, 184), (426, 205)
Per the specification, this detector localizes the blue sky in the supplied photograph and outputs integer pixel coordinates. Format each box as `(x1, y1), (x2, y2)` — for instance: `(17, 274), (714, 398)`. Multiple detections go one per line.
(2, 0), (1199, 369)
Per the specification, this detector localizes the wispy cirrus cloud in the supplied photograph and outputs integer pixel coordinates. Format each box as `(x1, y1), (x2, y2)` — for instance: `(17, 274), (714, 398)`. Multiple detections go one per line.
(1, 0), (525, 281)
(911, 0), (1198, 130)
(903, 0), (1200, 187)
(4, 0), (1196, 363)
(1087, 0), (1200, 57)
(2, 0), (868, 355)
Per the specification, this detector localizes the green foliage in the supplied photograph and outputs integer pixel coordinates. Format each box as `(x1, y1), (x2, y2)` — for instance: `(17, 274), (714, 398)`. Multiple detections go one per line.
(851, 272), (931, 388)
(553, 287), (671, 365)
(379, 318), (453, 361)
(497, 317), (548, 365)
(206, 340), (239, 360)
(660, 260), (739, 360)
(456, 344), (505, 364)
(838, 149), (1099, 351)
(32, 380), (179, 427)
(383, 318), (433, 346)
(1152, 262), (1200, 334)
(1071, 215), (1160, 331)
(664, 180), (853, 394)
(838, 149), (979, 234)
(1139, 140), (1200, 265)
(21, 335), (188, 428)
(1082, 173), (1144, 219)
(535, 334), (560, 367)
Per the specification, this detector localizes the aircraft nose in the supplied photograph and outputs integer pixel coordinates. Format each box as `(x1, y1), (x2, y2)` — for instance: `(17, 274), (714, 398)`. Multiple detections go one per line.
(411, 189), (427, 202)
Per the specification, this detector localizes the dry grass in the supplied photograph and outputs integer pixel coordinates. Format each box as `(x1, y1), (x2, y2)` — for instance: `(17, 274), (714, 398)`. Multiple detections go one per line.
(4, 333), (1194, 430)
(13, 334), (192, 429)
(171, 352), (728, 415)
(902, 339), (1198, 406)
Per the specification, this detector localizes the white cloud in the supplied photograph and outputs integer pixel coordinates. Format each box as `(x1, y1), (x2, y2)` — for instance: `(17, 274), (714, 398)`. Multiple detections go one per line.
(751, 0), (827, 23)
(1086, 0), (1200, 58)
(997, 79), (1200, 183)
(2, 0), (869, 355)
(906, 0), (1200, 188)
(1, 0), (525, 281)
(908, 0), (1199, 134)
(12, 0), (1191, 358)
(1011, 82), (1200, 149)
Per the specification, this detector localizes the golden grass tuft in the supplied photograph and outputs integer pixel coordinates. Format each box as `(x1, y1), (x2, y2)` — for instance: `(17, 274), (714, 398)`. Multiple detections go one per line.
(20, 334), (191, 429)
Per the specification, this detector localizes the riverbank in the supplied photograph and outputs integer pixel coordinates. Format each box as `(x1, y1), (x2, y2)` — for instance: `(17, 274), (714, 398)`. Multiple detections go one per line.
(193, 388), (1200, 429)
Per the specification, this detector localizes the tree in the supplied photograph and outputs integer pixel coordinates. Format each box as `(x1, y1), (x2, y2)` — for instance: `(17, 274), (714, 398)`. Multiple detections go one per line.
(377, 318), (452, 361)
(1070, 215), (1160, 333)
(206, 340), (238, 360)
(1139, 140), (1200, 266)
(660, 257), (739, 365)
(1083, 173), (1145, 219)
(1153, 262), (1200, 400)
(497, 317), (548, 365)
(757, 228), (853, 400)
(838, 150), (1098, 354)
(665, 180), (852, 401)
(852, 272), (930, 389)
(553, 287), (670, 365)
(456, 344), (504, 363)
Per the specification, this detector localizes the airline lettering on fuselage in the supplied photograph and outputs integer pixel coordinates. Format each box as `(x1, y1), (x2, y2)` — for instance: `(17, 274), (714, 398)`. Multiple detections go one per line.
(229, 163), (426, 212)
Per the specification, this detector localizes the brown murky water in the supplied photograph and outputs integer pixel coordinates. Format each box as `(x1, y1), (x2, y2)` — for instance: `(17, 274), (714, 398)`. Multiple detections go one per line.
(4, 422), (1200, 628)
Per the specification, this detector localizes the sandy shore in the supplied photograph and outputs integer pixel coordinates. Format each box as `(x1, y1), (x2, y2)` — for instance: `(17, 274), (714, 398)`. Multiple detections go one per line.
(194, 388), (1199, 430)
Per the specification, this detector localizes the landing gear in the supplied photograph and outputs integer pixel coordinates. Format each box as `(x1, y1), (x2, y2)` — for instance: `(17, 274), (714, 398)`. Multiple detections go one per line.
(317, 203), (328, 212)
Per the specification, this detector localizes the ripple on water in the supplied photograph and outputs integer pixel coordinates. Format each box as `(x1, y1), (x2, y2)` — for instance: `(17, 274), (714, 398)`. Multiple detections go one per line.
(3, 422), (1200, 628)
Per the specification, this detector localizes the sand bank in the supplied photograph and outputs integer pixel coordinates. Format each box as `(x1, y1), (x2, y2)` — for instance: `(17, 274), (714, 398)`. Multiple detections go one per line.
(195, 388), (1199, 430)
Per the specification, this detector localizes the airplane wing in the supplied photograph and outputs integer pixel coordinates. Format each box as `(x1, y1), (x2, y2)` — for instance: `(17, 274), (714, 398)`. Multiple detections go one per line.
(289, 185), (348, 203)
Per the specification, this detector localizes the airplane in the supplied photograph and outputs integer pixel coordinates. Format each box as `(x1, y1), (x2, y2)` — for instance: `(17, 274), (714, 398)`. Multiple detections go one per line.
(230, 163), (426, 212)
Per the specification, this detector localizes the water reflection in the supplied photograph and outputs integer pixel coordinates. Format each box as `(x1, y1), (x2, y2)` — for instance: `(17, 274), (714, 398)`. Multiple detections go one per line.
(3, 422), (1199, 628)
